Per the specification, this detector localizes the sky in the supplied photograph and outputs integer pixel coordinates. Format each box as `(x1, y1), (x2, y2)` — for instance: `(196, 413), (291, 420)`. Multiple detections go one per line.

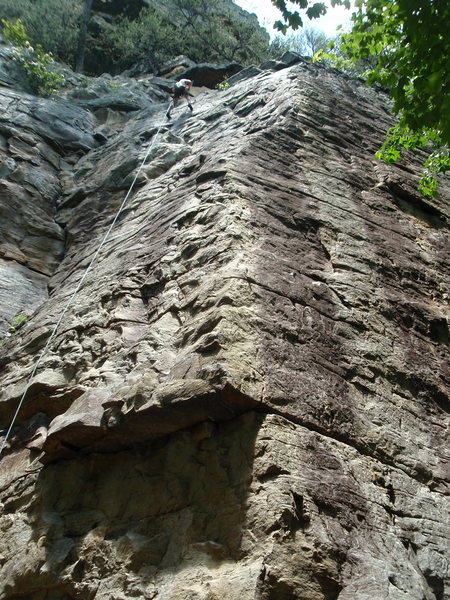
(234, 0), (354, 39)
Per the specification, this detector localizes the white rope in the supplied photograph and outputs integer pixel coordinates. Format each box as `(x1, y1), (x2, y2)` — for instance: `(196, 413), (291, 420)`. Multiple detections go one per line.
(0, 116), (167, 458)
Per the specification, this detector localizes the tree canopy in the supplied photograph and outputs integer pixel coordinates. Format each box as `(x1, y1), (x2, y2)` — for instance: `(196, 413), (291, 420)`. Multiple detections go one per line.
(0, 0), (269, 74)
(272, 0), (450, 196)
(271, 0), (350, 32)
(0, 0), (81, 66)
(271, 26), (330, 58)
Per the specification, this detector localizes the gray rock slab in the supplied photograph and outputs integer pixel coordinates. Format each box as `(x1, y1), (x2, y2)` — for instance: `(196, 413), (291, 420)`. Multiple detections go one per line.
(226, 65), (262, 86)
(0, 259), (48, 335)
(0, 46), (30, 92)
(0, 88), (99, 152)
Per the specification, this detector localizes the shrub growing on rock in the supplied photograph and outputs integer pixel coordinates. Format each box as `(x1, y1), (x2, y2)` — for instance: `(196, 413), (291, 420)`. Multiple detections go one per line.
(1, 19), (65, 96)
(0, 0), (82, 66)
(8, 313), (29, 334)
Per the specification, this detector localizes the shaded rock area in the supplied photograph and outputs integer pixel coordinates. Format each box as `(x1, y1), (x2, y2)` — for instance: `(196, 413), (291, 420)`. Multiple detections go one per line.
(0, 42), (449, 600)
(0, 44), (30, 92)
(180, 62), (243, 88)
(0, 85), (97, 333)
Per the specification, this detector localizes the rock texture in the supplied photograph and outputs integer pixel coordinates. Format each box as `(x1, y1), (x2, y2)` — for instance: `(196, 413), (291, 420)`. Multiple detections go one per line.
(0, 45), (449, 600)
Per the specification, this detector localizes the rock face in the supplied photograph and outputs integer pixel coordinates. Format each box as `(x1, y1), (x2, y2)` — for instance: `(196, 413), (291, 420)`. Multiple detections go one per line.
(0, 47), (449, 600)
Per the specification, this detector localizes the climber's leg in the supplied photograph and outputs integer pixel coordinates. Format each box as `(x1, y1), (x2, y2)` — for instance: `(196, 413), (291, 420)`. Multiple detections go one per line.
(166, 97), (178, 119)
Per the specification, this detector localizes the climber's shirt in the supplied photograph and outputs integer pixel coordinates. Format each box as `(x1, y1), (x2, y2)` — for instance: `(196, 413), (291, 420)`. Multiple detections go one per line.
(173, 79), (193, 99)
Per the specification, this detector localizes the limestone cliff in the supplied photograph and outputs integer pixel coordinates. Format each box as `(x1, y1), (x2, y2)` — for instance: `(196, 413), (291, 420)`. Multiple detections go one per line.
(0, 46), (449, 600)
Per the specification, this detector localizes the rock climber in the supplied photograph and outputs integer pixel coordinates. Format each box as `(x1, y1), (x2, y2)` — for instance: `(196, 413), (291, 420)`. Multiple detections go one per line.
(166, 78), (194, 120)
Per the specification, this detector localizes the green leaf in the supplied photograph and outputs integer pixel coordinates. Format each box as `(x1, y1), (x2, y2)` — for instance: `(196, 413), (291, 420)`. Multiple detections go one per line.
(288, 12), (303, 29)
(306, 3), (327, 19)
(274, 19), (288, 34)
(418, 174), (438, 198)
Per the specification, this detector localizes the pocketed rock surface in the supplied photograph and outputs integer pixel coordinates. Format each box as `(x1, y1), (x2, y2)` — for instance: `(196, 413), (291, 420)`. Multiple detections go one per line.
(0, 50), (449, 600)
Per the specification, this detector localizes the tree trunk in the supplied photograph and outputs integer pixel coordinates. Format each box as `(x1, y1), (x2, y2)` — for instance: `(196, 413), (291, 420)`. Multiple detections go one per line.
(75, 0), (94, 73)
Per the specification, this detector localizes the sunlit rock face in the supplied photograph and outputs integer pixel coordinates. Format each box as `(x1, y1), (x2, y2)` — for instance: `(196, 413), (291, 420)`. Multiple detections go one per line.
(0, 47), (449, 600)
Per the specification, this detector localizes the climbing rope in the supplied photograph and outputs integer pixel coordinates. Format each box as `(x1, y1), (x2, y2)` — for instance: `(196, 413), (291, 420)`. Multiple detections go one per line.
(0, 114), (168, 458)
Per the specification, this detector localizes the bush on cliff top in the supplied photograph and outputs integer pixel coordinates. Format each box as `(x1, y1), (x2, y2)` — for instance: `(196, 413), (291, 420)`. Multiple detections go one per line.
(1, 18), (64, 96)
(0, 0), (270, 75)
(0, 0), (81, 67)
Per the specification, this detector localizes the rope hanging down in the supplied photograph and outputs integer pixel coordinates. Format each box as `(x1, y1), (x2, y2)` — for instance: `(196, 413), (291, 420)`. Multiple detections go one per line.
(0, 118), (167, 458)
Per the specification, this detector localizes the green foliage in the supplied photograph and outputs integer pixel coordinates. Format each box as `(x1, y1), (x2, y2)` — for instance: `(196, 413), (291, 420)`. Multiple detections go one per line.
(420, 151), (450, 197)
(271, 0), (350, 33)
(270, 26), (330, 58)
(1, 16), (28, 45)
(313, 33), (377, 79)
(339, 0), (450, 195)
(0, 0), (270, 74)
(100, 0), (270, 73)
(0, 0), (82, 65)
(8, 313), (29, 334)
(216, 81), (230, 91)
(376, 125), (450, 197)
(98, 7), (181, 72)
(16, 47), (65, 96)
(171, 0), (269, 64)
(276, 0), (450, 196)
(1, 18), (64, 95)
(338, 0), (450, 142)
